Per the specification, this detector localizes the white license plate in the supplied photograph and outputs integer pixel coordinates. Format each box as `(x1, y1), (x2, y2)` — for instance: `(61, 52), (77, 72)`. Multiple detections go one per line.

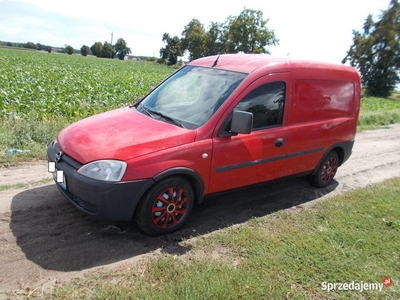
(53, 169), (67, 190)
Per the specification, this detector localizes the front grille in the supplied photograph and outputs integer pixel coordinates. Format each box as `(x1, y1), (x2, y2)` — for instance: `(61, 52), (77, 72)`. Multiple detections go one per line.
(51, 140), (83, 170)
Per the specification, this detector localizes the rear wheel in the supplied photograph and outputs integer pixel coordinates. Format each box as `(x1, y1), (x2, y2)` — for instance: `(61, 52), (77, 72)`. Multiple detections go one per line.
(135, 177), (194, 236)
(308, 151), (339, 188)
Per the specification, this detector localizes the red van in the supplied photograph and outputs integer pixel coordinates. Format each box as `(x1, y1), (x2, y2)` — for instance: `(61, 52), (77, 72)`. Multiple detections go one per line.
(48, 54), (361, 236)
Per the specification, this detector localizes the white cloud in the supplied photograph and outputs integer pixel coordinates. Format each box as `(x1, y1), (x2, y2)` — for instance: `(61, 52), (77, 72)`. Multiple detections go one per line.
(0, 0), (393, 60)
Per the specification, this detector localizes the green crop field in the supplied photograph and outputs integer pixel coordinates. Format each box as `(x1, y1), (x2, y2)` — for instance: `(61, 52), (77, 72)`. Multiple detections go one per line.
(358, 96), (400, 130)
(1, 48), (400, 123)
(361, 96), (400, 111)
(0, 48), (175, 121)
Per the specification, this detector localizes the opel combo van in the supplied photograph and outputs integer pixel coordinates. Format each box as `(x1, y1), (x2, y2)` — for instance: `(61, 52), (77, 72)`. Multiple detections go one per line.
(48, 54), (361, 236)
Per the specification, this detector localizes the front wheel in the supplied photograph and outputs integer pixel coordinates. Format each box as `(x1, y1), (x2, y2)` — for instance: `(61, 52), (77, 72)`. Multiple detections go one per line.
(308, 151), (339, 188)
(135, 177), (194, 236)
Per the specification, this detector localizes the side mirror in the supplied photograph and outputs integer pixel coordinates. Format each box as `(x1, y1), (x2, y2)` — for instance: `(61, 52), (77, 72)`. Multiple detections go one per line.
(230, 110), (253, 134)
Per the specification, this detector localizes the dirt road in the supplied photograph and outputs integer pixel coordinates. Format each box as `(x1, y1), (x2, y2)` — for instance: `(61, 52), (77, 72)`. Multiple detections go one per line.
(1, 124), (400, 298)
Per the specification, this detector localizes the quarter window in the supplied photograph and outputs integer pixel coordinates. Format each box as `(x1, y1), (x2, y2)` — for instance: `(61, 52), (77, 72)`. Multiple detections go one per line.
(235, 81), (286, 129)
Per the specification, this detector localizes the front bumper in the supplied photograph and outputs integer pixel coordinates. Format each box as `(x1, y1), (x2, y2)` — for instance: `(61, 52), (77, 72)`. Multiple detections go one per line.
(47, 140), (155, 221)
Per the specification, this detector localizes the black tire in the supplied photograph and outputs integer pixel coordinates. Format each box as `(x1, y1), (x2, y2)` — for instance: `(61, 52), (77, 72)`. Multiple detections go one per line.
(308, 151), (339, 188)
(134, 177), (194, 236)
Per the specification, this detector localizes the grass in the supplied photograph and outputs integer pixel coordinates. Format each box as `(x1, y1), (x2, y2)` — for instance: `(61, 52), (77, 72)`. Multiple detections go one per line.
(0, 48), (175, 121)
(0, 177), (53, 191)
(50, 178), (400, 299)
(357, 96), (400, 131)
(0, 115), (70, 166)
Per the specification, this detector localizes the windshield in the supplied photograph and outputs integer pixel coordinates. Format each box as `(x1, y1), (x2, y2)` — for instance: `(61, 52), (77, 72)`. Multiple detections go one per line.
(135, 66), (247, 129)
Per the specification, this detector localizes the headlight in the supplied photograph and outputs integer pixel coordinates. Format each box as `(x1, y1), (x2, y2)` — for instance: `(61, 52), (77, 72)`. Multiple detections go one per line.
(77, 160), (127, 181)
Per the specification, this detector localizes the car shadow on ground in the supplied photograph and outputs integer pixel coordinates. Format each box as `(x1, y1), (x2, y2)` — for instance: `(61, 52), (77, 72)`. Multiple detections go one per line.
(10, 176), (338, 272)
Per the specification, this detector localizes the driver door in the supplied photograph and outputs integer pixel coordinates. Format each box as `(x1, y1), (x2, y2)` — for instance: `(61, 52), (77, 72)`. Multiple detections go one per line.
(209, 73), (290, 194)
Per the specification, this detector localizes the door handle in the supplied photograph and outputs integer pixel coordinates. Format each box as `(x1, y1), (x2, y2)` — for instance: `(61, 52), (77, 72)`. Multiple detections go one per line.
(275, 138), (284, 147)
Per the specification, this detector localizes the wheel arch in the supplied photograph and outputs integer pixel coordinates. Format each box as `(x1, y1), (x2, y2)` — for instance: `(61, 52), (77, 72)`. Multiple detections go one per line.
(312, 143), (347, 175)
(152, 167), (205, 204)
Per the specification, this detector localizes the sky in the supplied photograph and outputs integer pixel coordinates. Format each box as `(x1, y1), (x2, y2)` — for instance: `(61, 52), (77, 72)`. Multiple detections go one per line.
(0, 0), (393, 64)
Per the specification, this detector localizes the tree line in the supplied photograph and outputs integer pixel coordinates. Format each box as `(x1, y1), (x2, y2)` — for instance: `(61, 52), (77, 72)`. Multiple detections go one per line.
(81, 38), (131, 60)
(0, 41), (53, 52)
(0, 39), (132, 60)
(159, 8), (279, 65)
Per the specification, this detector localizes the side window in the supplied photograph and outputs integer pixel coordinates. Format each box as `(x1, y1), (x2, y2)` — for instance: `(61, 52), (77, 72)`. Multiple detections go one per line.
(235, 81), (286, 129)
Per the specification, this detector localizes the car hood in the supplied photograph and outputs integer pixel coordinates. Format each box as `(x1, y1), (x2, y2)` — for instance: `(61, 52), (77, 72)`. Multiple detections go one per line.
(57, 107), (196, 164)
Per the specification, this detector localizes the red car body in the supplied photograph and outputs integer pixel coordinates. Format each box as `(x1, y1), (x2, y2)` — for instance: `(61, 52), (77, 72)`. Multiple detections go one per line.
(48, 54), (361, 235)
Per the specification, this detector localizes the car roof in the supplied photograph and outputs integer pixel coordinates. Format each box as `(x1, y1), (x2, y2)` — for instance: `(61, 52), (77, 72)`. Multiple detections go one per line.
(188, 54), (355, 75)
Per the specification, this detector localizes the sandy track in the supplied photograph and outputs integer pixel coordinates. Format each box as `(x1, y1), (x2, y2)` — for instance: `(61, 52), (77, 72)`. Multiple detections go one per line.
(1, 124), (399, 297)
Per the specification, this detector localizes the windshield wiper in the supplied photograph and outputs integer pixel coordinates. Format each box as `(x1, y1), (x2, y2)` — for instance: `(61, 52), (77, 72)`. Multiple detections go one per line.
(146, 108), (186, 128)
(138, 103), (153, 117)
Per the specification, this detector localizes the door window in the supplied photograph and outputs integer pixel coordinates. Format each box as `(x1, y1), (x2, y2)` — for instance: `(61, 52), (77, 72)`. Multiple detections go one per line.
(235, 81), (286, 129)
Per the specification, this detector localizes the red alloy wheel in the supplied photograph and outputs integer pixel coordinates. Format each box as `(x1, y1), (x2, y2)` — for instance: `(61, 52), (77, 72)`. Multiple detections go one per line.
(320, 156), (338, 184)
(135, 177), (194, 236)
(151, 187), (189, 229)
(308, 151), (340, 188)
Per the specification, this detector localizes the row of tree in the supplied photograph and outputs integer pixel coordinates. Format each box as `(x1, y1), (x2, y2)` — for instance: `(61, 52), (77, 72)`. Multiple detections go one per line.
(0, 38), (131, 60)
(80, 38), (131, 60)
(160, 8), (279, 65)
(63, 39), (131, 60)
(0, 41), (53, 52)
